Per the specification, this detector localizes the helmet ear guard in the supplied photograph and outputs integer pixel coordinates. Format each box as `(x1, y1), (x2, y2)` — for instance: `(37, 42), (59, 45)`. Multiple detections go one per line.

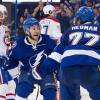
(43, 5), (55, 15)
(49, 10), (53, 15)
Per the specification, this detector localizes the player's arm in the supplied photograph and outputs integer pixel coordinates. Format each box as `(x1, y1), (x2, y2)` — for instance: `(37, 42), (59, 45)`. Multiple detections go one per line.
(40, 34), (68, 99)
(52, 22), (62, 39)
(46, 35), (57, 53)
(41, 33), (68, 77)
(4, 44), (19, 80)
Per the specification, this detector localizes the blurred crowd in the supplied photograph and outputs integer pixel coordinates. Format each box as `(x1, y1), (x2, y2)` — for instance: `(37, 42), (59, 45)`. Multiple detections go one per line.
(10, 0), (100, 38)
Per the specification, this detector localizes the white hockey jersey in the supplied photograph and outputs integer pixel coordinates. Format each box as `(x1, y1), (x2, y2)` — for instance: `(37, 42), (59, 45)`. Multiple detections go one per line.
(40, 17), (62, 40)
(0, 25), (8, 56)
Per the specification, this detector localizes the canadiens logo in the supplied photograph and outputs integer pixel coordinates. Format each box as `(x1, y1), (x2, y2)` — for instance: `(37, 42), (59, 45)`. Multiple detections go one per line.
(29, 50), (47, 68)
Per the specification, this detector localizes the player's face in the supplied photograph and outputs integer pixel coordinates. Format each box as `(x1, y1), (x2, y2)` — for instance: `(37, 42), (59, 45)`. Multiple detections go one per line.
(29, 25), (41, 41)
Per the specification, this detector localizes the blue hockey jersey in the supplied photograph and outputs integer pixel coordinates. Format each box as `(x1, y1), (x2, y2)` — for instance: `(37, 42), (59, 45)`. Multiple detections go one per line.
(0, 67), (12, 84)
(41, 22), (100, 76)
(7, 34), (56, 79)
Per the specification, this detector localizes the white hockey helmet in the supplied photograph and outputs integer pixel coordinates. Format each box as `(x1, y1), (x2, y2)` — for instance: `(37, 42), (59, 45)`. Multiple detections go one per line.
(43, 5), (55, 16)
(0, 4), (8, 19)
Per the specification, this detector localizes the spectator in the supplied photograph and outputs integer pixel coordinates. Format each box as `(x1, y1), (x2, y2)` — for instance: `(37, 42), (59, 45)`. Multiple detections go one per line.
(32, 1), (45, 20)
(17, 16), (25, 37)
(56, 9), (71, 33)
(23, 8), (30, 19)
(81, 0), (87, 6)
(86, 0), (94, 7)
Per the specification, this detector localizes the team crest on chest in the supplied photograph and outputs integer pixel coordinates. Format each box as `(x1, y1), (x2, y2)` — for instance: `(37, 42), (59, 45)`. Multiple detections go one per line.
(29, 50), (47, 68)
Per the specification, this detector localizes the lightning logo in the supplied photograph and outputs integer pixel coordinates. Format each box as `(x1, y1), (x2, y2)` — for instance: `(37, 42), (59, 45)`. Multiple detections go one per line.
(33, 50), (44, 67)
(29, 50), (47, 80)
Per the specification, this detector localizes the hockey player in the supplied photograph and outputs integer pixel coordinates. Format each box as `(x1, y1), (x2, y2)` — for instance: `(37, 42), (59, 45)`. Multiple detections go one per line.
(0, 4), (16, 100)
(40, 4), (62, 43)
(6, 17), (57, 100)
(41, 6), (100, 100)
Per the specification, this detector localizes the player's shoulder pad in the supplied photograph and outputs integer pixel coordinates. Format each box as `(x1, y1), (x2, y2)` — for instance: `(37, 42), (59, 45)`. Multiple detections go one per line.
(16, 35), (25, 43)
(48, 17), (60, 23)
(12, 35), (25, 49)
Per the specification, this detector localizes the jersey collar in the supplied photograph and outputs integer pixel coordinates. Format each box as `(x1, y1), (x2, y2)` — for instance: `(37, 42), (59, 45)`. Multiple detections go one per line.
(24, 35), (42, 46)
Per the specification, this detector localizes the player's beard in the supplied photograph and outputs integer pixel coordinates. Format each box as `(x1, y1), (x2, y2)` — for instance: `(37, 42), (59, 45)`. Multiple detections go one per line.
(28, 32), (40, 44)
(32, 35), (39, 41)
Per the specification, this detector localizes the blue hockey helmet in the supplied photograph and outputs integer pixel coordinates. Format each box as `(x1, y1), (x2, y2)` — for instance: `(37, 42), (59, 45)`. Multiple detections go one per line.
(23, 17), (40, 33)
(75, 6), (94, 22)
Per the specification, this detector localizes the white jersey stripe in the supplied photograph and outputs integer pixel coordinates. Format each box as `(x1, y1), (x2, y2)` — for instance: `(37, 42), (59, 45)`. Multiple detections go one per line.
(61, 50), (100, 60)
(49, 52), (61, 63)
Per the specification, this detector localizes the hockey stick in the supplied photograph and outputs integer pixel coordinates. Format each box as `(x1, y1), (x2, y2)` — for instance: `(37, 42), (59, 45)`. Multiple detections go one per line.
(54, 73), (61, 100)
(35, 85), (40, 100)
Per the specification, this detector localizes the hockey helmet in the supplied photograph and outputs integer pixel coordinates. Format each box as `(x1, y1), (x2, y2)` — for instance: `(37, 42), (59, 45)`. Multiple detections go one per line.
(23, 17), (40, 33)
(75, 6), (94, 22)
(43, 5), (55, 15)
